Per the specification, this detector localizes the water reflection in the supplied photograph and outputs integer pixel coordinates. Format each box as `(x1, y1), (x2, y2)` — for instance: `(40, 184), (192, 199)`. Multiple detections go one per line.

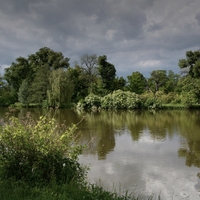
(77, 109), (200, 199)
(1, 108), (200, 199)
(1, 108), (200, 165)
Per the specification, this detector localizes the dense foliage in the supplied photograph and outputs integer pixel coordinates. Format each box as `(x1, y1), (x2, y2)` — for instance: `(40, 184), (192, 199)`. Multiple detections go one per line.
(178, 50), (200, 78)
(127, 71), (146, 94)
(0, 112), (86, 185)
(0, 47), (200, 109)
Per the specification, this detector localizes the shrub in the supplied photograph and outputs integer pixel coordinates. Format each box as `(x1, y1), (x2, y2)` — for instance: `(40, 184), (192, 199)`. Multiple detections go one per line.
(100, 93), (113, 109)
(0, 113), (86, 185)
(101, 90), (141, 109)
(77, 99), (87, 110)
(77, 94), (101, 110)
(140, 92), (162, 109)
(155, 91), (181, 104)
(181, 92), (198, 107)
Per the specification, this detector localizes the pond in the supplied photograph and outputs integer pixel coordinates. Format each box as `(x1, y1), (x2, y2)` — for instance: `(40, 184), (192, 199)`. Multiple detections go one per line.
(0, 108), (200, 199)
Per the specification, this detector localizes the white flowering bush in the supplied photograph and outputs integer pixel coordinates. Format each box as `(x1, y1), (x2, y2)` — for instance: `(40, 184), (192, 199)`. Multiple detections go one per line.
(100, 93), (113, 109)
(101, 90), (142, 109)
(79, 90), (143, 110)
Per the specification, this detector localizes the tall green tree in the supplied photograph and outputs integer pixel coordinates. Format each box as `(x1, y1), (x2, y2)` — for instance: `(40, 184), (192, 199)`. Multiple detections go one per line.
(113, 77), (126, 91)
(97, 55), (116, 92)
(178, 50), (200, 78)
(67, 66), (90, 102)
(4, 47), (70, 105)
(4, 57), (32, 101)
(147, 70), (168, 94)
(28, 47), (70, 72)
(0, 73), (14, 106)
(163, 70), (180, 93)
(127, 71), (146, 94)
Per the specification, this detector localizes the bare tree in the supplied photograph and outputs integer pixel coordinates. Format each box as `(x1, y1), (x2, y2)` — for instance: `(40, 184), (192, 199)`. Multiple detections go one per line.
(80, 54), (98, 83)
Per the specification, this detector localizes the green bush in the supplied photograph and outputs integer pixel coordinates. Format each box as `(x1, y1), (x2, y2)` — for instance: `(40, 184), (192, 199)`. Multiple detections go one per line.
(181, 92), (198, 107)
(155, 91), (181, 104)
(140, 92), (162, 109)
(0, 113), (86, 185)
(141, 91), (183, 109)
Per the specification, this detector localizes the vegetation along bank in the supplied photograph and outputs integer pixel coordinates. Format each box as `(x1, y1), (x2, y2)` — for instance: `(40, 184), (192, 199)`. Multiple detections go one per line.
(0, 47), (200, 109)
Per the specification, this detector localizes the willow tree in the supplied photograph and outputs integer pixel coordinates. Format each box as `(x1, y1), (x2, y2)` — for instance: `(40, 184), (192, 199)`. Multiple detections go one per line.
(47, 69), (74, 107)
(18, 80), (29, 105)
(28, 64), (50, 104)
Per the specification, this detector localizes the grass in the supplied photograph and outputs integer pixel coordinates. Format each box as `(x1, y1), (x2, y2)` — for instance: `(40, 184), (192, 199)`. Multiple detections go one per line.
(0, 180), (160, 200)
(9, 102), (77, 109)
(161, 103), (186, 109)
(162, 103), (200, 109)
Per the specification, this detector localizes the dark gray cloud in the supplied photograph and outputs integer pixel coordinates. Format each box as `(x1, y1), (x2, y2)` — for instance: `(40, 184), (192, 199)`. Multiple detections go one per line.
(0, 0), (200, 77)
(195, 13), (200, 26)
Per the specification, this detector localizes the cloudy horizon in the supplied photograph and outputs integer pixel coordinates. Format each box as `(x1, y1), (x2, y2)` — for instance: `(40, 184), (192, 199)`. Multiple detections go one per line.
(0, 0), (200, 77)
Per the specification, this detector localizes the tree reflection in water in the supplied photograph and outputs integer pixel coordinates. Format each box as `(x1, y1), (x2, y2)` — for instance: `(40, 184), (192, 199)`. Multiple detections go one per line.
(1, 108), (200, 198)
(1, 108), (200, 167)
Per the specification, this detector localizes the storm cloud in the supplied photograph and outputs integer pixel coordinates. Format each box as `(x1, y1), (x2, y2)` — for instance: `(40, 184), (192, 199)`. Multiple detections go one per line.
(0, 0), (200, 76)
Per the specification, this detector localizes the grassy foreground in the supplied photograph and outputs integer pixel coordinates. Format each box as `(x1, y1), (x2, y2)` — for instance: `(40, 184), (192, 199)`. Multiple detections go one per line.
(0, 180), (161, 200)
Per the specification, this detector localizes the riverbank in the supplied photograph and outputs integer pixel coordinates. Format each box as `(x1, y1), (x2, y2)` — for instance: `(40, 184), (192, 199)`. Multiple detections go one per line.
(5, 101), (200, 110)
(161, 103), (200, 109)
(0, 180), (160, 200)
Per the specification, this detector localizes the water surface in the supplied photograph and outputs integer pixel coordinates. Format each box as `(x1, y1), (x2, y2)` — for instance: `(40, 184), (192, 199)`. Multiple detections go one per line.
(0, 108), (200, 199)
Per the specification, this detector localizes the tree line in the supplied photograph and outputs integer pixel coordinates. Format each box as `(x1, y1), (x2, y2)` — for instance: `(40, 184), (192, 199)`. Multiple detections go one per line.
(0, 47), (200, 108)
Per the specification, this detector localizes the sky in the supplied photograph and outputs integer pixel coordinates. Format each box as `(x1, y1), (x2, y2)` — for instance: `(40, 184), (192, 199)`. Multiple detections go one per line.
(0, 0), (200, 77)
